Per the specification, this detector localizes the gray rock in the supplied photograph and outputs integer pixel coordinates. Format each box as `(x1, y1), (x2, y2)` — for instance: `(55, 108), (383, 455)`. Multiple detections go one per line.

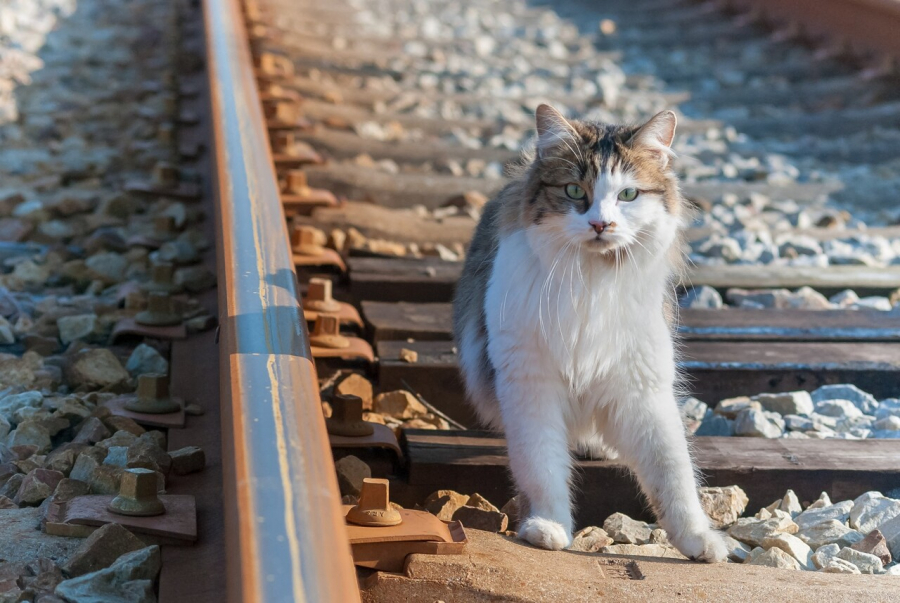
(811, 384), (878, 414)
(797, 519), (864, 549)
(57, 314), (99, 345)
(829, 290), (859, 307)
(820, 557), (862, 574)
(62, 523), (147, 578)
(0, 414), (9, 440)
(694, 414), (734, 436)
(14, 468), (63, 505)
(84, 252), (128, 284)
(778, 490), (803, 517)
(679, 397), (708, 423)
(836, 546), (883, 574)
(746, 546), (802, 570)
(125, 344), (168, 377)
(7, 421), (51, 453)
(814, 399), (863, 419)
(734, 408), (784, 438)
(850, 297), (893, 311)
(873, 416), (900, 431)
(849, 496), (900, 534)
(878, 514), (900, 560)
(875, 399), (900, 421)
(603, 512), (652, 545)
(452, 505), (508, 532)
(334, 455), (370, 497)
(570, 526), (613, 552)
(55, 545), (160, 603)
(786, 286), (831, 310)
(794, 500), (853, 530)
(600, 543), (687, 559)
(714, 397), (760, 419)
(723, 534), (752, 562)
(0, 391), (42, 423)
(850, 529), (892, 565)
(698, 485), (749, 529)
(812, 543), (840, 569)
(65, 349), (130, 391)
(762, 533), (814, 569)
(679, 286), (722, 309)
(728, 516), (799, 547)
(169, 446), (205, 475)
(755, 391), (813, 416)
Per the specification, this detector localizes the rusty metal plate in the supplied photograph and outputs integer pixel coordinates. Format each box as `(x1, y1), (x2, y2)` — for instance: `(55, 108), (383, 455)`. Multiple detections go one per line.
(329, 423), (402, 458)
(272, 150), (323, 167)
(293, 247), (347, 272)
(45, 494), (197, 543)
(281, 189), (341, 215)
(345, 507), (466, 571)
(304, 302), (364, 329)
(104, 395), (186, 429)
(110, 317), (188, 343)
(311, 337), (374, 362)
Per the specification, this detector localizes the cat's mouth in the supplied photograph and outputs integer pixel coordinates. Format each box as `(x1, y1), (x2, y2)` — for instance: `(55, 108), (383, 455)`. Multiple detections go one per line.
(585, 236), (619, 253)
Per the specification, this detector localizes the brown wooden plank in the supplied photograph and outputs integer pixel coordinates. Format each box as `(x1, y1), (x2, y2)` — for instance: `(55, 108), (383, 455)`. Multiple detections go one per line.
(377, 340), (900, 423)
(349, 257), (459, 303)
(363, 301), (900, 343)
(392, 430), (900, 529)
(350, 257), (900, 302)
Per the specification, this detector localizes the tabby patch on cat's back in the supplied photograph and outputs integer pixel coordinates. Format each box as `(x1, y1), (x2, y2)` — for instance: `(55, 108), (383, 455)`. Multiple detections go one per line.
(451, 105), (728, 562)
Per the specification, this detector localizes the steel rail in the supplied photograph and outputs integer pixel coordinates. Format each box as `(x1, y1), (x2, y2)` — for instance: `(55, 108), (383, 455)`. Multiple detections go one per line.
(730, 0), (900, 58)
(203, 0), (360, 600)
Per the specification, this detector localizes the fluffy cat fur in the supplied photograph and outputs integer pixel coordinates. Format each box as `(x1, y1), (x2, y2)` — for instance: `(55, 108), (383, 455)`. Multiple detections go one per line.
(452, 104), (727, 562)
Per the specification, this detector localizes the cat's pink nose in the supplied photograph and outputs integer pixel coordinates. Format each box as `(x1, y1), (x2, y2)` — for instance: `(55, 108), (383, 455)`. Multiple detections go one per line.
(589, 220), (610, 234)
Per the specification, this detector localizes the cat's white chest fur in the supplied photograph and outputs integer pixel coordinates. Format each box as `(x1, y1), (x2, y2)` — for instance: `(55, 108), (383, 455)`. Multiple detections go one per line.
(484, 229), (675, 424)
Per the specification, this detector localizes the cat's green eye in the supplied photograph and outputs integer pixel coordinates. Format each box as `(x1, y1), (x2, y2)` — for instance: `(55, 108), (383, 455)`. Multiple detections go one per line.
(618, 188), (638, 202)
(565, 184), (586, 200)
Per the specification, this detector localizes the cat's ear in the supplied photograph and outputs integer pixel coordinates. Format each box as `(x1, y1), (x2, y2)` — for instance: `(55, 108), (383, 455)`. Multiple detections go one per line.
(535, 104), (576, 156)
(630, 110), (677, 168)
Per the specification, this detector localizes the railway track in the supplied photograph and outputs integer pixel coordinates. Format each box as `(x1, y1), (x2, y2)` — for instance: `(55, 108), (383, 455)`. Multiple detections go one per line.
(4, 0), (900, 600)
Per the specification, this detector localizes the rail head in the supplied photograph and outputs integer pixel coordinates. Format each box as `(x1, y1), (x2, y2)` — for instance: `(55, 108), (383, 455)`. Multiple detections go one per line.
(203, 0), (360, 600)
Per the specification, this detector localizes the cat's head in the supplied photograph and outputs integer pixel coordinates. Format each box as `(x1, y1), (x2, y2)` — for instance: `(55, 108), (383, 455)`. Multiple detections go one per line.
(521, 104), (686, 257)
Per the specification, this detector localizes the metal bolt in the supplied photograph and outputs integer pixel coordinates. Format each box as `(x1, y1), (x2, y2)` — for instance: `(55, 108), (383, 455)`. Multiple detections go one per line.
(309, 313), (349, 349)
(142, 261), (177, 294)
(282, 170), (310, 195)
(272, 131), (294, 154)
(152, 162), (178, 188)
(108, 468), (166, 517)
(264, 100), (296, 123)
(125, 374), (181, 414)
(291, 225), (325, 257)
(135, 292), (182, 327)
(346, 478), (402, 527)
(305, 278), (341, 313)
(327, 394), (374, 437)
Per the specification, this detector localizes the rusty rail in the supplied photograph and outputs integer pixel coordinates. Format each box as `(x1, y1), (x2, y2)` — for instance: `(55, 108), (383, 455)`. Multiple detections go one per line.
(730, 0), (900, 58)
(203, 0), (360, 600)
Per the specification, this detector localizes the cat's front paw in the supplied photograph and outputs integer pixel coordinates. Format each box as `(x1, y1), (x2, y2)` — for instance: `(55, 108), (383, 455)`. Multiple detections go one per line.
(518, 517), (571, 551)
(670, 529), (728, 563)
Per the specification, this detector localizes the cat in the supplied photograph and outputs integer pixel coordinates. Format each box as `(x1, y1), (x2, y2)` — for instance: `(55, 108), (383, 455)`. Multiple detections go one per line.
(452, 104), (727, 562)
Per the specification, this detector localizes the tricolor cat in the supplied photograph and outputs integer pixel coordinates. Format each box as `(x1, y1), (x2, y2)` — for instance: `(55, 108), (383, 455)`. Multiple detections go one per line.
(452, 105), (727, 562)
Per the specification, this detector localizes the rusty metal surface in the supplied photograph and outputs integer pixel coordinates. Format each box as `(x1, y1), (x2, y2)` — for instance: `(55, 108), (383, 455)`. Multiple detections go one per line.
(730, 0), (900, 58)
(203, 0), (360, 600)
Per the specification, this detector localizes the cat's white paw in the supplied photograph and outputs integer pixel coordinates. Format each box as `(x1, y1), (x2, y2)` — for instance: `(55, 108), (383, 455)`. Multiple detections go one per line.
(670, 529), (729, 563)
(518, 517), (571, 551)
